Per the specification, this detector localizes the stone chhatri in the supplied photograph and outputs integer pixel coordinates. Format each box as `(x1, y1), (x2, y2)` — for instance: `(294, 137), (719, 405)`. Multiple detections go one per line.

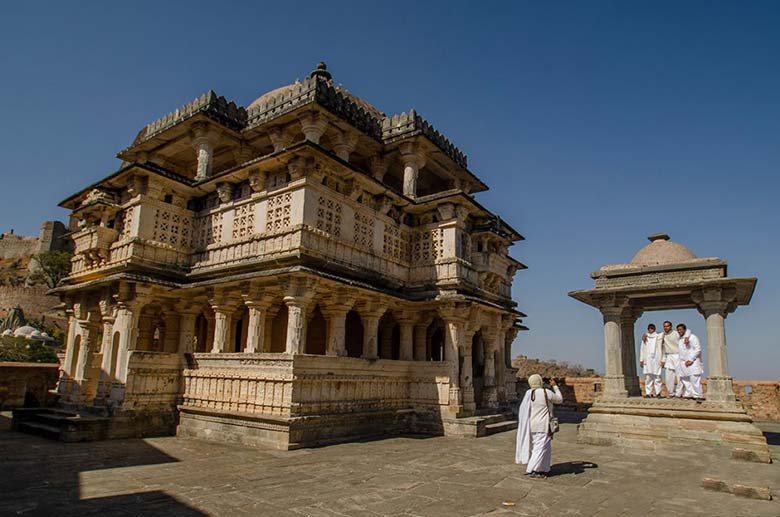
(569, 233), (766, 461)
(39, 63), (528, 450)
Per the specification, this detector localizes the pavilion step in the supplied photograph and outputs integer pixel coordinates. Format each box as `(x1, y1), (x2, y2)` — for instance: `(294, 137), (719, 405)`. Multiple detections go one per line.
(484, 420), (518, 436)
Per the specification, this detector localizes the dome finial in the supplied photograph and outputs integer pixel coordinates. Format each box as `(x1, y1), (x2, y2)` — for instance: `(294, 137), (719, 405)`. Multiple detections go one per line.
(310, 61), (332, 81)
(648, 233), (670, 242)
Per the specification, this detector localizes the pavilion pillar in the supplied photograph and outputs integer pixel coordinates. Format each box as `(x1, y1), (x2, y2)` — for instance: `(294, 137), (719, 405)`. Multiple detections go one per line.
(620, 310), (642, 397)
(601, 307), (628, 398)
(694, 287), (737, 403)
(111, 300), (142, 404)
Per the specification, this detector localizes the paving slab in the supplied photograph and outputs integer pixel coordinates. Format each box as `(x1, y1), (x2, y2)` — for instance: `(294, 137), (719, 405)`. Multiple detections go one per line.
(1, 413), (779, 515)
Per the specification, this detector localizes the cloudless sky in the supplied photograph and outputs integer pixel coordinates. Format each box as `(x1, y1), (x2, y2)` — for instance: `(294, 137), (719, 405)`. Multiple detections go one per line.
(1, 1), (778, 378)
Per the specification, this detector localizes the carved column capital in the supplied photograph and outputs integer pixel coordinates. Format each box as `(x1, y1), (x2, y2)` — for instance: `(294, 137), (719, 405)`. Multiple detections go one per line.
(268, 126), (293, 153)
(692, 286), (738, 318)
(298, 111), (329, 144)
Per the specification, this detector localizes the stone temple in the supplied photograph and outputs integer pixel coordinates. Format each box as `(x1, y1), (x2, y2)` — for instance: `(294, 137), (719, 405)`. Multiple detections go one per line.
(48, 63), (526, 449)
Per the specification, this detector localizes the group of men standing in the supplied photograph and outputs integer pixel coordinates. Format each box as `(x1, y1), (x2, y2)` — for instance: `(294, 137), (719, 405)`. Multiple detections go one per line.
(639, 320), (704, 400)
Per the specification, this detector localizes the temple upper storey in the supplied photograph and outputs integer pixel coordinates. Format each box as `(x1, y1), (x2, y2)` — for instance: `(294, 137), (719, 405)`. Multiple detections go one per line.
(110, 62), (485, 199)
(56, 63), (525, 311)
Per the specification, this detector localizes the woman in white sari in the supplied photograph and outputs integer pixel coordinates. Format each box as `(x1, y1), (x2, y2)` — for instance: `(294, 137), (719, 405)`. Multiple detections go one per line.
(515, 374), (563, 479)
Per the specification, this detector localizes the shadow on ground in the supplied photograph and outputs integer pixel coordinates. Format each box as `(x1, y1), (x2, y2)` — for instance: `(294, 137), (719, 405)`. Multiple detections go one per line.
(547, 460), (598, 477)
(0, 413), (205, 515)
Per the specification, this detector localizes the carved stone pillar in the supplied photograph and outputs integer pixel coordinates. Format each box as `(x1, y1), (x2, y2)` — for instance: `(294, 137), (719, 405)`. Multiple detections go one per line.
(244, 299), (272, 353)
(460, 335), (476, 413)
(322, 303), (351, 357)
(693, 287), (737, 403)
(602, 306), (628, 398)
(441, 307), (468, 412)
(283, 296), (309, 354)
(192, 123), (220, 181)
(178, 312), (198, 354)
(413, 323), (428, 361)
(399, 142), (425, 198)
(95, 301), (116, 403)
(362, 315), (380, 359)
(299, 112), (328, 144)
(620, 309), (641, 397)
(398, 317), (414, 361)
(211, 306), (233, 353)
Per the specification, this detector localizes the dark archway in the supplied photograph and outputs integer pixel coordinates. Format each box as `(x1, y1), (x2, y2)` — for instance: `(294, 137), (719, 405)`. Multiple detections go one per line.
(345, 310), (364, 358)
(472, 330), (486, 408)
(379, 312), (400, 360)
(269, 304), (288, 353)
(428, 322), (445, 361)
(306, 306), (327, 355)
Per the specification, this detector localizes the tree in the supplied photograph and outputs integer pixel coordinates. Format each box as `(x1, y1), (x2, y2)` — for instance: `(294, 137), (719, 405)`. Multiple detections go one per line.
(30, 251), (72, 289)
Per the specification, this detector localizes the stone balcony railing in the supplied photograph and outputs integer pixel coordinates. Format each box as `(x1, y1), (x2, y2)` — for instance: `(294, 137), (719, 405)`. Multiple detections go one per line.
(121, 351), (184, 410)
(70, 225), (119, 273)
(180, 354), (452, 419)
(66, 183), (507, 293)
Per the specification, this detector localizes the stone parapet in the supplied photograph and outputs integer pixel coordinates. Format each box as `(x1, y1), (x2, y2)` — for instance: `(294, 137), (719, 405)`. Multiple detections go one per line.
(517, 377), (780, 423)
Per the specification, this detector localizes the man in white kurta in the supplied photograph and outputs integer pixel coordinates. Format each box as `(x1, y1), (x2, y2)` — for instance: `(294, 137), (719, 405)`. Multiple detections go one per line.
(676, 324), (704, 399)
(640, 324), (663, 397)
(516, 374), (563, 478)
(659, 320), (683, 397)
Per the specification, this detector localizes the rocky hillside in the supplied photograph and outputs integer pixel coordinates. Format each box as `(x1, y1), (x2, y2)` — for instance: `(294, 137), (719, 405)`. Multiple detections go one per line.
(512, 354), (599, 378)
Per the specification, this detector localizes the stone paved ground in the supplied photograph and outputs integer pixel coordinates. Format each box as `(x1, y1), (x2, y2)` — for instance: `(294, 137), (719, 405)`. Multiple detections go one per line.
(1, 413), (779, 516)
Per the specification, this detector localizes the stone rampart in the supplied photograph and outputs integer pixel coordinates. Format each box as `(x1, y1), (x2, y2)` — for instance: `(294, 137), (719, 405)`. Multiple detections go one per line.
(0, 286), (61, 322)
(0, 362), (59, 409)
(517, 377), (780, 422)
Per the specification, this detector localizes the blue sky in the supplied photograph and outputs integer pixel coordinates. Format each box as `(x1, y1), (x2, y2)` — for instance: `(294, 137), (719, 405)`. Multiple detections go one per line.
(1, 2), (778, 378)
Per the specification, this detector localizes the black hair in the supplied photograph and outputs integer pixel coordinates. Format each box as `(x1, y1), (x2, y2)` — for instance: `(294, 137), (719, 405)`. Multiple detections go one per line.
(647, 324), (656, 330)
(663, 320), (673, 326)
(676, 323), (687, 331)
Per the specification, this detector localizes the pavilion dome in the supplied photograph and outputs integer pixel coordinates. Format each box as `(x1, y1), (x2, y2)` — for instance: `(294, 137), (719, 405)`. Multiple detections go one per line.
(13, 325), (38, 339)
(247, 62), (383, 119)
(630, 233), (697, 266)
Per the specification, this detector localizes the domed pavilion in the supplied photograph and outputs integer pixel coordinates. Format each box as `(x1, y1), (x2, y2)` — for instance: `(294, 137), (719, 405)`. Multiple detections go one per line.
(569, 234), (767, 461)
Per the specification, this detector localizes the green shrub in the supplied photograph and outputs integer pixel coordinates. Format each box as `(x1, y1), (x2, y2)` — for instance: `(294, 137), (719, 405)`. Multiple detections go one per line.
(0, 336), (59, 363)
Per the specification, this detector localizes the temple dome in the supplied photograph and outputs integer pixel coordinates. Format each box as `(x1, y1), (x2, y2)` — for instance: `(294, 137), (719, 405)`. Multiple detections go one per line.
(630, 233), (697, 266)
(247, 62), (383, 118)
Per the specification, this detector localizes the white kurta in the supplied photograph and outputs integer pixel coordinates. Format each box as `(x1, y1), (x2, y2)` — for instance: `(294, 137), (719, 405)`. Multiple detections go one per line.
(677, 332), (703, 377)
(516, 387), (562, 473)
(640, 332), (663, 375)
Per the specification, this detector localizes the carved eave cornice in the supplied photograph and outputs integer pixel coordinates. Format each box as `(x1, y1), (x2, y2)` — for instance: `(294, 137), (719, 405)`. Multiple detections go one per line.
(59, 162), (196, 209)
(121, 90), (247, 153)
(568, 276), (757, 312)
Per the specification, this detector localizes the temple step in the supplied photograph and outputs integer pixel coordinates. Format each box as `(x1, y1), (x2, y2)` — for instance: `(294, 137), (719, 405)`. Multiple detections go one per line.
(442, 411), (516, 437)
(11, 407), (109, 442)
(484, 419), (518, 436)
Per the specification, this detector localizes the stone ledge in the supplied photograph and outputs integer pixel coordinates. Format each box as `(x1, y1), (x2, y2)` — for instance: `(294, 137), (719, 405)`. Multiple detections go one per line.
(703, 477), (773, 500)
